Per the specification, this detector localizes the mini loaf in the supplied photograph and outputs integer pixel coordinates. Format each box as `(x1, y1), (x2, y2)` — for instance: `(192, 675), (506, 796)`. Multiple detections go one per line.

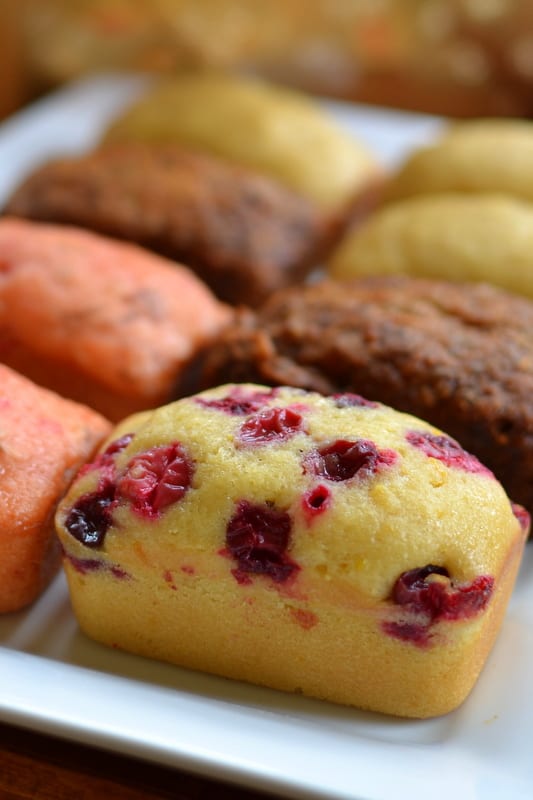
(5, 143), (335, 307)
(0, 364), (111, 613)
(328, 193), (533, 300)
(55, 384), (527, 718)
(0, 217), (230, 421)
(385, 119), (533, 204)
(102, 72), (380, 213)
(186, 276), (533, 512)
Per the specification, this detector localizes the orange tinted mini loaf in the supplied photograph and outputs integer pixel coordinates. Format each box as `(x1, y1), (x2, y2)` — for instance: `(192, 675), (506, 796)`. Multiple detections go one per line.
(55, 384), (527, 718)
(0, 218), (230, 421)
(0, 364), (111, 613)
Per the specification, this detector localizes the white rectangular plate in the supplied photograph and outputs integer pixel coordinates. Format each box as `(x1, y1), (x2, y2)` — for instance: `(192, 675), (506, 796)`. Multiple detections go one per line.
(0, 75), (532, 800)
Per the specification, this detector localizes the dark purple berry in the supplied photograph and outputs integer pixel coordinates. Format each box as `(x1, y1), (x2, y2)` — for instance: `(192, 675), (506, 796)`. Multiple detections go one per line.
(225, 501), (298, 583)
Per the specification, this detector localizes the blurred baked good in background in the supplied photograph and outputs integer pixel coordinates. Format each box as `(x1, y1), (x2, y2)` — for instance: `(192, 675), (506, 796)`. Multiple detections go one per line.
(3, 0), (533, 119)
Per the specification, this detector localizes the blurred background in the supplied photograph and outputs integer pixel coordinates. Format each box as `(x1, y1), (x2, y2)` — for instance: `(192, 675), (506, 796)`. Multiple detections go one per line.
(2, 0), (533, 121)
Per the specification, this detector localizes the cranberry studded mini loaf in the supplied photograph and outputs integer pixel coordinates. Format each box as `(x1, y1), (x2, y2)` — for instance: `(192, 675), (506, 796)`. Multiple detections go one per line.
(0, 217), (230, 421)
(5, 143), (336, 307)
(0, 364), (111, 613)
(55, 384), (527, 718)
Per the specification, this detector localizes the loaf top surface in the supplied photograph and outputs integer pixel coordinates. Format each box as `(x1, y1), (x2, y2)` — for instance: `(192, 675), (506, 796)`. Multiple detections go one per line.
(328, 193), (533, 300)
(0, 217), (230, 396)
(102, 72), (379, 209)
(386, 119), (533, 203)
(56, 384), (525, 603)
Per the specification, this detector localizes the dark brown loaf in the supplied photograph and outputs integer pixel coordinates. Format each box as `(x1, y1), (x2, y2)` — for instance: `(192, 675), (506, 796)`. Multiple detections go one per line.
(5, 142), (337, 306)
(187, 275), (533, 511)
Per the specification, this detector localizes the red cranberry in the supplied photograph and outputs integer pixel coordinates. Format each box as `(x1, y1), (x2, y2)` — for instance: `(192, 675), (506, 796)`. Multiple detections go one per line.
(382, 620), (431, 647)
(392, 565), (494, 621)
(78, 433), (135, 478)
(238, 407), (306, 446)
(512, 503), (530, 534)
(225, 501), (298, 583)
(332, 393), (378, 409)
(302, 485), (331, 519)
(117, 443), (193, 518)
(305, 439), (396, 482)
(406, 430), (492, 475)
(195, 387), (275, 416)
(64, 480), (116, 547)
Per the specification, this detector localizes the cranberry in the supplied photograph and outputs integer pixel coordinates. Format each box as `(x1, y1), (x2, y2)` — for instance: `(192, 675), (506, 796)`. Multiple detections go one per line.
(406, 430), (491, 475)
(78, 432), (134, 478)
(117, 443), (193, 518)
(238, 407), (306, 446)
(305, 439), (396, 482)
(391, 565), (494, 621)
(332, 393), (378, 409)
(512, 503), (530, 534)
(64, 481), (116, 547)
(382, 620), (431, 647)
(195, 387), (274, 416)
(225, 501), (298, 583)
(302, 485), (331, 518)
(64, 554), (129, 578)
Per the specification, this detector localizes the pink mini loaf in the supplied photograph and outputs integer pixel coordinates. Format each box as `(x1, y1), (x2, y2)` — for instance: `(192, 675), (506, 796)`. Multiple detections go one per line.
(0, 218), (230, 421)
(55, 384), (527, 717)
(0, 364), (111, 613)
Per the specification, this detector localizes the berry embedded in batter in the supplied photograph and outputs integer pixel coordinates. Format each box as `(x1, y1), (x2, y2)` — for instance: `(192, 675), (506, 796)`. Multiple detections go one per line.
(512, 503), (530, 534)
(302, 484), (331, 519)
(305, 439), (397, 482)
(332, 393), (378, 409)
(117, 443), (194, 518)
(64, 480), (116, 547)
(238, 407), (307, 446)
(406, 430), (492, 476)
(392, 564), (493, 620)
(225, 500), (298, 583)
(195, 386), (275, 416)
(78, 432), (135, 478)
(384, 564), (494, 646)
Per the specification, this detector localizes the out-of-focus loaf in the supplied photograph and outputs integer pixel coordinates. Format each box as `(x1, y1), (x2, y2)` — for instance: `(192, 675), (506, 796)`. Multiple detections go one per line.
(55, 383), (527, 718)
(5, 143), (335, 307)
(328, 194), (533, 300)
(102, 72), (381, 212)
(386, 120), (533, 204)
(0, 217), (230, 421)
(0, 363), (111, 613)
(186, 276), (533, 512)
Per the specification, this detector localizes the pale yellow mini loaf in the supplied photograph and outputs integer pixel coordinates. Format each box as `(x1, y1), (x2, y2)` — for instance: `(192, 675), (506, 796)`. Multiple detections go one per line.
(385, 119), (533, 204)
(328, 193), (533, 299)
(103, 72), (379, 210)
(55, 384), (527, 718)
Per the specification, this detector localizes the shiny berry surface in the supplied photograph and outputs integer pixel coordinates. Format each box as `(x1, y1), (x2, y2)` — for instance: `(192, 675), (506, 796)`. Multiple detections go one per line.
(64, 481), (116, 547)
(305, 439), (396, 482)
(239, 407), (306, 446)
(117, 443), (193, 518)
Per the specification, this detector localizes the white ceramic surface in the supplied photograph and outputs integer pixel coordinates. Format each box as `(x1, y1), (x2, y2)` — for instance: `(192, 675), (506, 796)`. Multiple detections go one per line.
(0, 75), (531, 800)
